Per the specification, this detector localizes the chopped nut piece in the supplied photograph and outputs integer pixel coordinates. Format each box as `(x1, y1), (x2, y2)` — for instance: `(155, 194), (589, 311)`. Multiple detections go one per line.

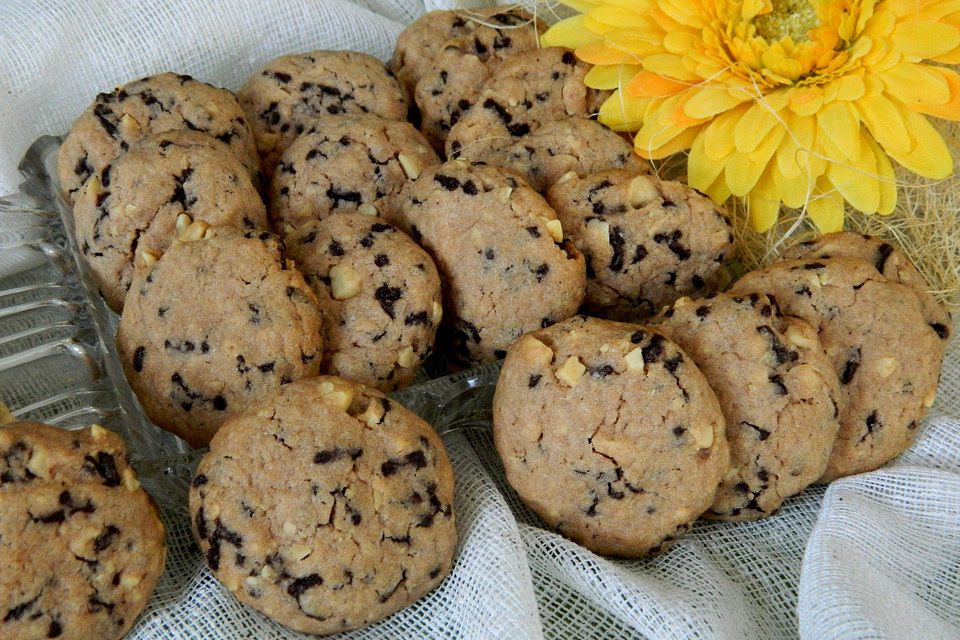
(555, 171), (578, 185)
(624, 347), (645, 371)
(689, 423), (714, 449)
(318, 381), (354, 411)
(357, 203), (378, 216)
(555, 355), (586, 386)
(877, 357), (897, 378)
(496, 187), (513, 203)
(329, 263), (361, 300)
(123, 203), (138, 216)
(431, 300), (443, 325)
(290, 543), (311, 560)
(783, 322), (817, 350)
(282, 521), (297, 535)
(206, 503), (221, 519)
(175, 213), (193, 234)
(176, 220), (212, 243)
(585, 217), (610, 243)
(545, 219), (563, 242)
(397, 152), (422, 179)
(82, 175), (102, 198)
(260, 565), (277, 580)
(524, 337), (554, 364)
(358, 400), (385, 427)
(90, 423), (109, 439)
(122, 467), (141, 491)
(924, 388), (937, 407)
(141, 250), (161, 267)
(119, 113), (141, 137)
(723, 466), (741, 482)
(397, 345), (417, 368)
(628, 175), (659, 207)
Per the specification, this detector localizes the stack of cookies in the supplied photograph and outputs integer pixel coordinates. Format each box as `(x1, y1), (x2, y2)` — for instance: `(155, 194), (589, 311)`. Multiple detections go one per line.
(42, 5), (951, 634)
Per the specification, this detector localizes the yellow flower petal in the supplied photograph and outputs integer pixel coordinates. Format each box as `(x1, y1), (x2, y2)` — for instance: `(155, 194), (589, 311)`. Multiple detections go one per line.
(704, 172), (732, 204)
(807, 186), (845, 233)
(683, 86), (752, 119)
(886, 107), (954, 178)
(864, 134), (898, 214)
(748, 193), (782, 232)
(642, 53), (702, 82)
(882, 62), (951, 107)
(703, 106), (748, 160)
(688, 131), (726, 190)
(576, 40), (642, 65)
(912, 66), (960, 120)
(787, 87), (825, 116)
(584, 64), (643, 90)
(891, 19), (960, 60)
(725, 150), (767, 196)
(557, 0), (602, 11)
(773, 161), (814, 208)
(857, 94), (911, 154)
(817, 101), (861, 159)
(624, 70), (691, 98)
(598, 90), (648, 130)
(826, 145), (881, 214)
(541, 16), (598, 50)
(734, 103), (780, 153)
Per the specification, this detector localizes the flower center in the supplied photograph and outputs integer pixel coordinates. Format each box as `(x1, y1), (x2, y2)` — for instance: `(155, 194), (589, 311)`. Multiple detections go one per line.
(753, 0), (820, 42)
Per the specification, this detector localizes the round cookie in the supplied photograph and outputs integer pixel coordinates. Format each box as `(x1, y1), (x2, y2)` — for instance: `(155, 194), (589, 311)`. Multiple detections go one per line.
(406, 9), (546, 150)
(656, 293), (842, 520)
(189, 376), (456, 635)
(285, 213), (443, 391)
(269, 115), (440, 233)
(58, 72), (259, 204)
(546, 169), (734, 320)
(116, 225), (323, 448)
(72, 130), (269, 312)
(391, 7), (544, 96)
(730, 257), (945, 480)
(238, 50), (409, 176)
(493, 316), (729, 556)
(448, 116), (649, 192)
(782, 231), (952, 344)
(390, 160), (586, 367)
(0, 422), (165, 640)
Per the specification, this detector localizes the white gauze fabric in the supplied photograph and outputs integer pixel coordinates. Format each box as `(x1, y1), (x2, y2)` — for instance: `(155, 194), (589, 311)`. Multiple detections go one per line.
(0, 1), (958, 639)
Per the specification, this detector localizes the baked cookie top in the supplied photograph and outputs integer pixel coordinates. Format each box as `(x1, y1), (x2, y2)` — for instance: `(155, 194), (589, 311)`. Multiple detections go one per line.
(391, 160), (586, 367)
(0, 422), (165, 640)
(269, 115), (439, 233)
(656, 293), (841, 520)
(116, 225), (323, 448)
(547, 169), (734, 319)
(72, 130), (268, 312)
(493, 316), (729, 556)
(285, 212), (443, 391)
(782, 231), (952, 344)
(449, 116), (648, 192)
(239, 50), (409, 176)
(58, 72), (259, 204)
(189, 376), (456, 635)
(730, 257), (945, 481)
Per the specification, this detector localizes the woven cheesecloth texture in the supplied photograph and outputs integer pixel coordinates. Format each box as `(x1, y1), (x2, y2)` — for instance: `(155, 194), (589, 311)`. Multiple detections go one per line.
(1, 1), (959, 639)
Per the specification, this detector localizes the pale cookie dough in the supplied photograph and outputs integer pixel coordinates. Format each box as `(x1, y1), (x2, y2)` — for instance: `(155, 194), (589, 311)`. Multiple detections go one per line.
(269, 115), (440, 233)
(782, 231), (952, 344)
(656, 294), (842, 520)
(0, 422), (165, 640)
(730, 257), (945, 481)
(72, 130), (269, 312)
(285, 213), (443, 391)
(403, 9), (546, 150)
(390, 160), (586, 367)
(493, 316), (729, 556)
(116, 226), (323, 448)
(547, 169), (734, 320)
(238, 50), (409, 176)
(58, 72), (259, 204)
(189, 376), (456, 635)
(448, 116), (648, 192)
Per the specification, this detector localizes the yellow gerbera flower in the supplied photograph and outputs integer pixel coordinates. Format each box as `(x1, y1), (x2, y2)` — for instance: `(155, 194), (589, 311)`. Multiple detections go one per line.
(542, 0), (960, 231)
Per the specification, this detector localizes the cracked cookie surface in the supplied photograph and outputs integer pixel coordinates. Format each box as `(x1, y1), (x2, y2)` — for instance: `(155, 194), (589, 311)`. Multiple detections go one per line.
(72, 130), (268, 312)
(656, 293), (842, 520)
(116, 228), (323, 448)
(285, 212), (442, 391)
(189, 376), (456, 635)
(730, 257), (945, 480)
(782, 231), (952, 344)
(390, 160), (586, 367)
(238, 50), (409, 176)
(493, 316), (729, 556)
(547, 169), (734, 319)
(0, 422), (165, 640)
(58, 72), (259, 204)
(269, 115), (439, 233)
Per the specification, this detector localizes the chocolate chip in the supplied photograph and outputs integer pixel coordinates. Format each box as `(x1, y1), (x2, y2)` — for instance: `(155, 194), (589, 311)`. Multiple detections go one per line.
(132, 346), (145, 372)
(632, 244), (648, 264)
(434, 174), (460, 190)
(875, 243), (894, 272)
(494, 349), (507, 359)
(642, 334), (665, 362)
(528, 374), (542, 388)
(608, 225), (626, 271)
(212, 395), (227, 411)
(328, 240), (345, 256)
(47, 619), (62, 638)
(768, 373), (787, 395)
(192, 474), (208, 488)
(841, 349), (861, 384)
(404, 311), (429, 325)
(374, 284), (403, 319)
(94, 525), (120, 552)
(462, 180), (478, 195)
(531, 263), (549, 281)
(695, 305), (710, 317)
(84, 452), (120, 486)
(288, 573), (323, 597)
(326, 187), (362, 207)
(930, 323), (949, 339)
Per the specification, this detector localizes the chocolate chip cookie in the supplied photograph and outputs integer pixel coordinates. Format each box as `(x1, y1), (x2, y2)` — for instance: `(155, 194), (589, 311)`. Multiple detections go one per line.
(116, 225), (323, 448)
(269, 115), (439, 233)
(238, 50), (409, 176)
(448, 116), (648, 192)
(546, 169), (734, 320)
(391, 7), (544, 97)
(72, 130), (269, 312)
(656, 294), (842, 520)
(402, 8), (546, 150)
(285, 212), (442, 391)
(58, 72), (259, 204)
(730, 257), (945, 480)
(189, 376), (456, 635)
(493, 316), (729, 556)
(782, 231), (952, 344)
(390, 160), (586, 367)
(0, 422), (165, 640)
